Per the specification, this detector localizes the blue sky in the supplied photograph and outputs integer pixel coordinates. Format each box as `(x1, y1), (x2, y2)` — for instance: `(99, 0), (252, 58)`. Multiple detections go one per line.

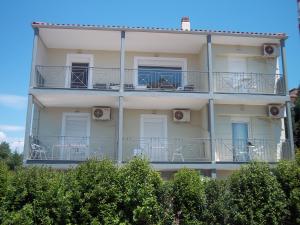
(0, 0), (299, 152)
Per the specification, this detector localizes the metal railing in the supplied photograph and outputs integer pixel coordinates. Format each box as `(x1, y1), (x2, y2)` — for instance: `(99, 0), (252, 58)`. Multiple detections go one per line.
(35, 66), (120, 90)
(28, 136), (117, 161)
(123, 137), (211, 162)
(213, 72), (286, 95)
(215, 138), (290, 162)
(124, 69), (209, 92)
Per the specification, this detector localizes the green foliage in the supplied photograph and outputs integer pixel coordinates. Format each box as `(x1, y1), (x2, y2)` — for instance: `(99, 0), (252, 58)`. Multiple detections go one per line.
(274, 160), (300, 225)
(0, 158), (299, 225)
(68, 159), (122, 224)
(0, 141), (23, 170)
(227, 162), (287, 225)
(172, 168), (206, 224)
(202, 179), (229, 225)
(118, 158), (164, 225)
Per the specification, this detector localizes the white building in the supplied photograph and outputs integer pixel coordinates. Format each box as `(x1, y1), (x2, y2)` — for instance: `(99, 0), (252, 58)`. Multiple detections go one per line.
(24, 18), (294, 178)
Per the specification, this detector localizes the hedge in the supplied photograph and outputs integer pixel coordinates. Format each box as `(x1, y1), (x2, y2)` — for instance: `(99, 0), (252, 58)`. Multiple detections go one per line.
(0, 158), (299, 225)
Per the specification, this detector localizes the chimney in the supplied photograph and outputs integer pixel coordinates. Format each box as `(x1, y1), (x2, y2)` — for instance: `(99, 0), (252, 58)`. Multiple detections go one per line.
(181, 16), (190, 31)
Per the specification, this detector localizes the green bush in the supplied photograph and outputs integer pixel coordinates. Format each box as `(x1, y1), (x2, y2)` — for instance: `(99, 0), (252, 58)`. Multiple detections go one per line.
(202, 178), (229, 225)
(227, 162), (287, 225)
(172, 168), (206, 224)
(67, 159), (121, 224)
(274, 160), (300, 225)
(118, 158), (164, 225)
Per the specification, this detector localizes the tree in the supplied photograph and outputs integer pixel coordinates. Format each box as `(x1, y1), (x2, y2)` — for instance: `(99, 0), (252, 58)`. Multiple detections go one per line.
(0, 142), (23, 170)
(292, 86), (300, 148)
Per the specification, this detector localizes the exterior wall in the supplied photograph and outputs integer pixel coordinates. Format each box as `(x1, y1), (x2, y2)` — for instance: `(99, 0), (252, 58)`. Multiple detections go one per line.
(36, 38), (48, 66)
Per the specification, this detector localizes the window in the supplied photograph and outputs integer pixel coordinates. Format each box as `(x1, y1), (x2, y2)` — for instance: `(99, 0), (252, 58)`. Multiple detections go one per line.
(138, 66), (182, 89)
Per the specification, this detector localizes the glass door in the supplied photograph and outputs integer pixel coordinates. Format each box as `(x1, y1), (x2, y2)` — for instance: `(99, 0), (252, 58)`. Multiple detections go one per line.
(232, 122), (249, 162)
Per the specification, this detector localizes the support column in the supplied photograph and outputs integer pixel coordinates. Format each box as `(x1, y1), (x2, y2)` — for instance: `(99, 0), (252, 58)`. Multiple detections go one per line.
(280, 39), (294, 157)
(117, 96), (124, 163)
(120, 31), (125, 93)
(23, 95), (34, 163)
(23, 28), (39, 163)
(207, 34), (216, 177)
(207, 34), (213, 94)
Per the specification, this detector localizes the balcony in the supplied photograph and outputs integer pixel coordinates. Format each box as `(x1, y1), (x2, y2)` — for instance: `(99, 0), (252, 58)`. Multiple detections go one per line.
(34, 66), (286, 96)
(215, 138), (290, 163)
(123, 137), (211, 163)
(27, 136), (290, 164)
(213, 72), (286, 95)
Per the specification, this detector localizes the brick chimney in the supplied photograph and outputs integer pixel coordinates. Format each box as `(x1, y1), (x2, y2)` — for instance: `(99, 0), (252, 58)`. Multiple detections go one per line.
(181, 16), (190, 31)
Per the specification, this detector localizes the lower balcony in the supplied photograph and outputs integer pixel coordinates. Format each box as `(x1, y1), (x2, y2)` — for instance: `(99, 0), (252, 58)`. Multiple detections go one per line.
(26, 136), (290, 165)
(216, 138), (290, 163)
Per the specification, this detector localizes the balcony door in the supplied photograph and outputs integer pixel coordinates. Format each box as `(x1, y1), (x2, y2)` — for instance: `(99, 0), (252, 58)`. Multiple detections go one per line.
(71, 63), (89, 88)
(232, 122), (249, 162)
(228, 57), (249, 92)
(61, 113), (91, 160)
(140, 115), (168, 161)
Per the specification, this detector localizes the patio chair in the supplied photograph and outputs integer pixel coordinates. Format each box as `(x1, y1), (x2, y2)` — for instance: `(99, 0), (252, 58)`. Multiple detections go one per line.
(171, 146), (184, 162)
(30, 143), (47, 160)
(93, 83), (107, 90)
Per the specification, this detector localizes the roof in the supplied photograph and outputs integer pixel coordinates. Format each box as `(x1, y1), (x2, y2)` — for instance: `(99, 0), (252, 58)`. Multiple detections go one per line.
(32, 21), (287, 39)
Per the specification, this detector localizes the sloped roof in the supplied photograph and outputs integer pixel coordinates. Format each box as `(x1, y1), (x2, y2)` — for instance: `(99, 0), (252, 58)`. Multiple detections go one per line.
(32, 21), (287, 39)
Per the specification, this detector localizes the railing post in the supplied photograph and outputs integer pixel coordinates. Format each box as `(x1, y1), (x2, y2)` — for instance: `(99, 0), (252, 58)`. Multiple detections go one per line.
(208, 99), (216, 178)
(117, 96), (124, 163)
(120, 31), (125, 93)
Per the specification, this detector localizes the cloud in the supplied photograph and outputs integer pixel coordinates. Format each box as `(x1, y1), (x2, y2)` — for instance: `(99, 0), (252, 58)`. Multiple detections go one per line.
(0, 94), (27, 109)
(0, 125), (24, 132)
(0, 131), (7, 141)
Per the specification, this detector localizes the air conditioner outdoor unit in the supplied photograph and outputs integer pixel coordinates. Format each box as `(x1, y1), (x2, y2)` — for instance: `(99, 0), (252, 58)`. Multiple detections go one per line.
(92, 107), (111, 120)
(173, 109), (190, 122)
(268, 105), (285, 118)
(263, 44), (279, 57)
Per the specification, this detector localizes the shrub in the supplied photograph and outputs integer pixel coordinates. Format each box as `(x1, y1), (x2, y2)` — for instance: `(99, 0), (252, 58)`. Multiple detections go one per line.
(227, 162), (286, 225)
(172, 168), (206, 224)
(0, 167), (72, 224)
(118, 157), (164, 225)
(274, 160), (300, 225)
(203, 178), (229, 225)
(67, 159), (121, 224)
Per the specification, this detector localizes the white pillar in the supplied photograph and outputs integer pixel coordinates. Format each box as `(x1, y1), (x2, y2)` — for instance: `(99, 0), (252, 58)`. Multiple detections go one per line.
(120, 31), (125, 93)
(117, 96), (124, 163)
(23, 95), (34, 162)
(280, 39), (294, 158)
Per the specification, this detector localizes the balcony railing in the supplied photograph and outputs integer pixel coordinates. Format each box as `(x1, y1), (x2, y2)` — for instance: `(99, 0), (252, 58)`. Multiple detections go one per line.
(215, 138), (290, 162)
(28, 136), (290, 163)
(213, 72), (286, 95)
(35, 66), (120, 90)
(124, 69), (209, 92)
(123, 137), (211, 162)
(34, 66), (286, 95)
(28, 136), (117, 161)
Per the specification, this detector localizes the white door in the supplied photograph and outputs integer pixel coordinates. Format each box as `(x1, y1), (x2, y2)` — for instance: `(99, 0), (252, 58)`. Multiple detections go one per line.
(140, 115), (168, 161)
(228, 57), (249, 92)
(61, 113), (90, 160)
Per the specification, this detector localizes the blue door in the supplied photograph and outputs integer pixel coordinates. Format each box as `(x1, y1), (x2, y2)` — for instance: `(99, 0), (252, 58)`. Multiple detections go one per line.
(232, 123), (249, 162)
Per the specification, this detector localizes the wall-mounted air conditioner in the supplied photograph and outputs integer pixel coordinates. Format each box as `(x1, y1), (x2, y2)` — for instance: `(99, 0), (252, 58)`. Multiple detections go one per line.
(173, 109), (191, 122)
(263, 44), (279, 57)
(92, 107), (111, 120)
(268, 105), (285, 118)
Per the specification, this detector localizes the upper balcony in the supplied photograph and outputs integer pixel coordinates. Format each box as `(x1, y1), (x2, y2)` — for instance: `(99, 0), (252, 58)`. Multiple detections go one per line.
(30, 23), (286, 97)
(34, 65), (285, 95)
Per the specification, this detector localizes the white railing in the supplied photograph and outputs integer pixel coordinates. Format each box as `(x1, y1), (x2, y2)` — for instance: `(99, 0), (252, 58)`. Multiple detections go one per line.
(213, 72), (286, 95)
(124, 69), (209, 92)
(28, 136), (116, 161)
(215, 138), (290, 162)
(123, 137), (211, 162)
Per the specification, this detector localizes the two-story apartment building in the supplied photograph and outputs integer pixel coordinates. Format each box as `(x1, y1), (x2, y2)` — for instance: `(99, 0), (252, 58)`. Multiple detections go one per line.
(24, 18), (295, 178)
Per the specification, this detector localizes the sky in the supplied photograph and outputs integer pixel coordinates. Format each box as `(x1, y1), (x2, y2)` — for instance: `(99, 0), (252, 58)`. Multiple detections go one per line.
(0, 0), (299, 152)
